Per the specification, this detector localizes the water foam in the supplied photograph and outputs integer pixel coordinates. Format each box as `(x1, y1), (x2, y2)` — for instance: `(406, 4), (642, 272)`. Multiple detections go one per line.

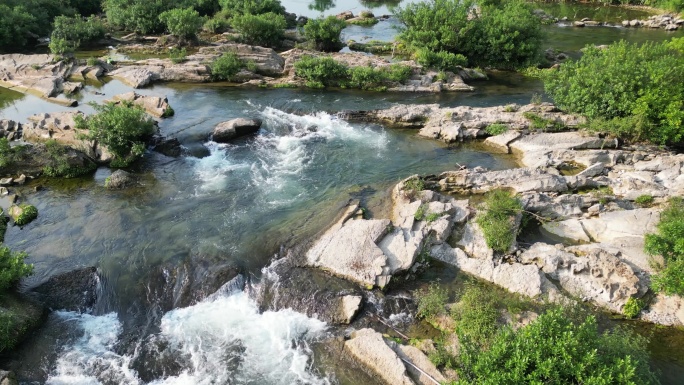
(46, 292), (329, 385)
(193, 141), (250, 193)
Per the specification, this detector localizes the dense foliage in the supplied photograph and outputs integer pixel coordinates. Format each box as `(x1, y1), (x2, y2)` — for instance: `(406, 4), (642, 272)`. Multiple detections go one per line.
(294, 56), (413, 90)
(476, 189), (522, 253)
(76, 103), (156, 167)
(219, 0), (285, 16)
(42, 140), (97, 178)
(457, 308), (660, 385)
(645, 198), (684, 296)
(414, 48), (467, 71)
(0, 246), (32, 292)
(544, 40), (684, 145)
(231, 13), (286, 47)
(395, 0), (543, 69)
(159, 8), (204, 39)
(211, 52), (245, 80)
(303, 16), (348, 52)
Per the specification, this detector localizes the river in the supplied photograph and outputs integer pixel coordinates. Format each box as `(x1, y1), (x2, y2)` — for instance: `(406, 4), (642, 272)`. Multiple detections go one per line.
(0, 1), (683, 384)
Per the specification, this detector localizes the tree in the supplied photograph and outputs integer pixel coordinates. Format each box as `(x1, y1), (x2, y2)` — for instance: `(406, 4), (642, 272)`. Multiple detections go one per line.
(104, 0), (168, 34)
(0, 5), (37, 51)
(302, 16), (347, 52)
(231, 12), (286, 47)
(51, 15), (106, 49)
(211, 52), (245, 81)
(76, 102), (156, 167)
(159, 7), (204, 40)
(544, 40), (684, 145)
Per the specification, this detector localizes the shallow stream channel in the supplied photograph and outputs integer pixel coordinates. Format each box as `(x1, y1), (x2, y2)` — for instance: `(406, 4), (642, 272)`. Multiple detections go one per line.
(0, 1), (683, 384)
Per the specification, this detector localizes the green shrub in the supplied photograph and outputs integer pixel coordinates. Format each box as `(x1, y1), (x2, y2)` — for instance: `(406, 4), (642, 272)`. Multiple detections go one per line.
(667, 37), (684, 53)
(75, 102), (156, 167)
(210, 51), (245, 80)
(303, 16), (347, 52)
(347, 65), (388, 91)
(645, 197), (684, 296)
(294, 55), (349, 88)
(485, 123), (508, 136)
(383, 64), (413, 82)
(159, 7), (203, 39)
(396, 0), (543, 69)
(457, 308), (659, 384)
(231, 12), (285, 47)
(476, 189), (522, 253)
(0, 246), (32, 292)
(42, 140), (96, 178)
(622, 297), (644, 319)
(523, 112), (562, 131)
(12, 204), (38, 227)
(347, 17), (378, 26)
(204, 16), (229, 33)
(635, 194), (654, 207)
(49, 37), (76, 57)
(451, 283), (500, 345)
(415, 48), (467, 71)
(218, 0), (284, 16)
(403, 177), (425, 199)
(415, 282), (448, 321)
(169, 47), (187, 64)
(544, 40), (684, 145)
(414, 203), (427, 221)
(51, 15), (105, 48)
(104, 0), (168, 34)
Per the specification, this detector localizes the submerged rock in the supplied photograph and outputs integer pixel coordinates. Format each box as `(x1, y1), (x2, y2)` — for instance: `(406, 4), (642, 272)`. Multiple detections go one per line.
(105, 170), (136, 189)
(212, 118), (262, 143)
(30, 267), (99, 312)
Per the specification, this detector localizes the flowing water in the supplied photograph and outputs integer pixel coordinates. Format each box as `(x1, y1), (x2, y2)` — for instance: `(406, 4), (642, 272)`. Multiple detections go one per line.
(1, 2), (684, 383)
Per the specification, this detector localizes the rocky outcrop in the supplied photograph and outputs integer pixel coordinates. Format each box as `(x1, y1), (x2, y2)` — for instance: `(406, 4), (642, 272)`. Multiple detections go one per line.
(344, 329), (415, 385)
(386, 339), (447, 385)
(109, 92), (174, 118)
(30, 267), (99, 312)
(212, 118), (262, 142)
(438, 167), (568, 194)
(0, 120), (22, 141)
(339, 103), (584, 142)
(621, 14), (682, 30)
(105, 170), (137, 189)
(0, 293), (46, 353)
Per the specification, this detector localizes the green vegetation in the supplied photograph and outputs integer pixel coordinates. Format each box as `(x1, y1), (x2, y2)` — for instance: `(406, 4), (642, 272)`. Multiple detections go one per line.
(204, 17), (229, 33)
(645, 197), (684, 296)
(415, 48), (467, 72)
(293, 56), (413, 90)
(159, 7), (203, 40)
(75, 102), (156, 167)
(219, 0), (284, 16)
(11, 204), (38, 227)
(211, 52), (245, 81)
(303, 16), (348, 52)
(42, 140), (97, 178)
(523, 112), (562, 131)
(476, 189), (522, 253)
(457, 308), (659, 385)
(635, 194), (655, 207)
(623, 297), (644, 319)
(485, 123), (508, 136)
(451, 283), (501, 345)
(414, 203), (427, 221)
(51, 15), (105, 51)
(169, 47), (188, 64)
(49, 38), (77, 57)
(402, 177), (425, 200)
(347, 17), (378, 26)
(104, 0), (167, 34)
(415, 282), (448, 320)
(544, 40), (684, 145)
(0, 246), (32, 291)
(395, 0), (543, 70)
(231, 12), (286, 47)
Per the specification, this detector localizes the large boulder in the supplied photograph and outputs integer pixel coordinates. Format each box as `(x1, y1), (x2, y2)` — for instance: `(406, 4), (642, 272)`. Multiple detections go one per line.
(212, 118), (262, 143)
(344, 329), (415, 385)
(105, 170), (136, 189)
(0, 293), (46, 353)
(30, 267), (99, 312)
(0, 371), (18, 385)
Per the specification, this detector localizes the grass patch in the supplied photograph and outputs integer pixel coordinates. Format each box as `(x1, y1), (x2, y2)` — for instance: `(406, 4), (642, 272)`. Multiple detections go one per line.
(415, 282), (448, 321)
(635, 194), (654, 207)
(402, 177), (425, 200)
(522, 112), (563, 131)
(645, 197), (684, 296)
(475, 189), (522, 253)
(485, 123), (508, 136)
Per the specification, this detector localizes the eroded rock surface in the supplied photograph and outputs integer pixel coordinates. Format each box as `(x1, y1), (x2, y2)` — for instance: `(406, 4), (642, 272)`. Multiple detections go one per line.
(344, 329), (415, 385)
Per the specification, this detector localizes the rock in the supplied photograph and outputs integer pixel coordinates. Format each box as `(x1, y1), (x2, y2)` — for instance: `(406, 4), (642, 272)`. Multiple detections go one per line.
(641, 293), (684, 326)
(337, 11), (355, 20)
(105, 170), (136, 189)
(483, 130), (521, 152)
(30, 267), (99, 312)
(0, 54), (82, 104)
(574, 21), (585, 27)
(457, 222), (495, 260)
(305, 204), (392, 288)
(344, 329), (415, 385)
(212, 118), (262, 142)
(541, 218), (592, 243)
(0, 370), (17, 385)
(198, 43), (285, 76)
(665, 24), (678, 31)
(509, 132), (617, 158)
(386, 340), (447, 385)
(0, 120), (21, 140)
(110, 92), (174, 118)
(0, 293), (46, 353)
(8, 204), (37, 226)
(338, 295), (363, 324)
(108, 66), (161, 88)
(151, 136), (182, 157)
(521, 192), (586, 219)
(438, 167), (568, 194)
(0, 178), (12, 186)
(13, 175), (25, 185)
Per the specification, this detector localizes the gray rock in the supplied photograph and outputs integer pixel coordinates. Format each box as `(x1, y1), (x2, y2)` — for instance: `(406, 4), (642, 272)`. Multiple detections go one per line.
(14, 175), (25, 185)
(438, 167), (568, 194)
(105, 170), (136, 189)
(483, 130), (521, 152)
(386, 340), (447, 385)
(213, 118), (262, 143)
(0, 178), (12, 186)
(344, 328), (415, 385)
(641, 293), (684, 326)
(109, 92), (174, 118)
(30, 267), (99, 312)
(0, 370), (17, 385)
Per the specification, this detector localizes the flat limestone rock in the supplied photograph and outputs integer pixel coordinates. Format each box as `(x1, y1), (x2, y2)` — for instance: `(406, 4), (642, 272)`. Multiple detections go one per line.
(438, 168), (568, 194)
(387, 340), (447, 385)
(344, 328), (415, 385)
(110, 92), (173, 118)
(483, 130), (522, 152)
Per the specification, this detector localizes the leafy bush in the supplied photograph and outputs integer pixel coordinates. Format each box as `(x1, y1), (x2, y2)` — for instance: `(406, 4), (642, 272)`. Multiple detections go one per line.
(523, 112), (562, 131)
(485, 123), (508, 136)
(415, 48), (467, 71)
(169, 47), (187, 64)
(415, 282), (448, 321)
(645, 197), (684, 296)
(49, 38), (76, 57)
(476, 189), (522, 253)
(0, 246), (32, 292)
(347, 65), (388, 91)
(384, 64), (413, 82)
(395, 0), (543, 69)
(51, 15), (105, 47)
(159, 7), (203, 39)
(293, 56), (349, 88)
(75, 102), (156, 167)
(451, 283), (500, 345)
(104, 0), (169, 34)
(204, 16), (229, 33)
(12, 204), (38, 226)
(544, 40), (684, 145)
(303, 16), (347, 52)
(231, 12), (286, 47)
(211, 52), (244, 80)
(623, 297), (644, 319)
(219, 0), (284, 16)
(635, 194), (654, 207)
(457, 308), (660, 384)
(42, 140), (96, 178)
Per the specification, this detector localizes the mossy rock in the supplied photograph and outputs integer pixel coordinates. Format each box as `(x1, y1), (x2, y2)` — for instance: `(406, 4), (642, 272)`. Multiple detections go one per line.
(8, 204), (38, 226)
(0, 293), (46, 353)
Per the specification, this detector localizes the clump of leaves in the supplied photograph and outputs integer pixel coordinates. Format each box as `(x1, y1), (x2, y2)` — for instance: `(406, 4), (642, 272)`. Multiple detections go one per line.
(622, 297), (644, 319)
(451, 283), (500, 345)
(635, 194), (654, 207)
(415, 282), (448, 321)
(402, 177), (425, 200)
(0, 245), (32, 292)
(168, 47), (187, 64)
(302, 16), (347, 52)
(476, 189), (522, 253)
(645, 197), (684, 296)
(485, 123), (508, 136)
(211, 52), (245, 81)
(12, 204), (38, 226)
